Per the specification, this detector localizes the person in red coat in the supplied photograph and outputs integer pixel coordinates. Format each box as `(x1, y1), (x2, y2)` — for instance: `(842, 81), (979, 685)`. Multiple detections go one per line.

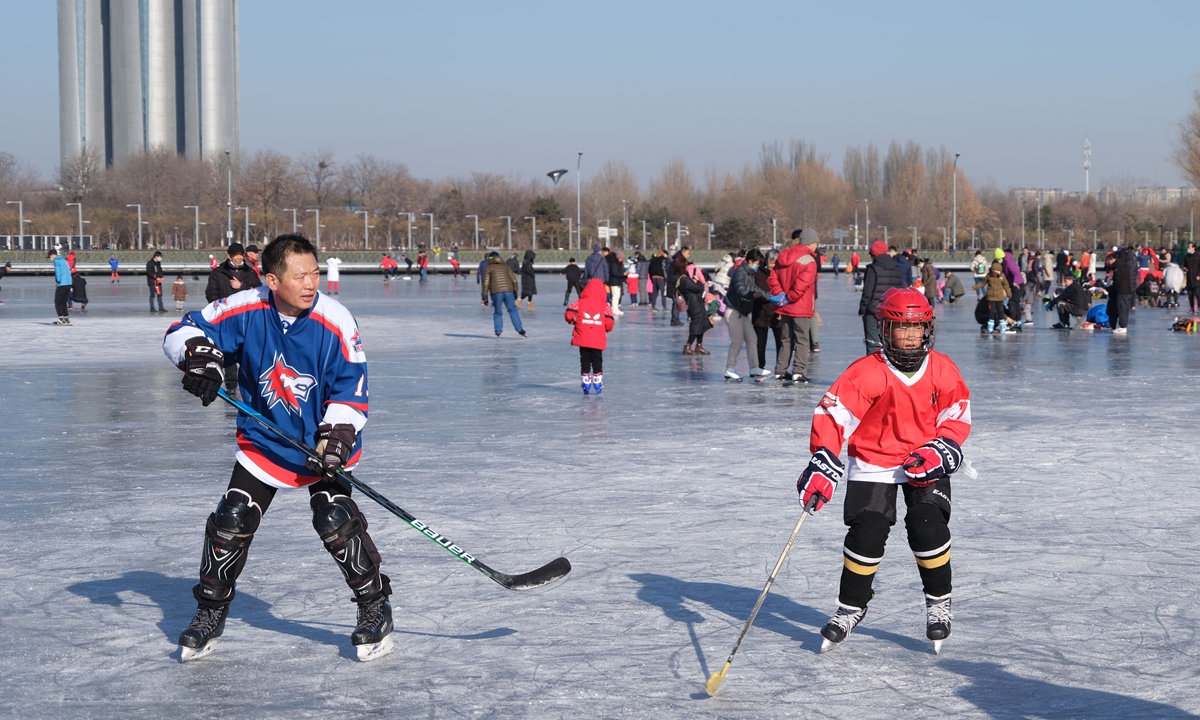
(766, 228), (820, 384)
(565, 278), (615, 395)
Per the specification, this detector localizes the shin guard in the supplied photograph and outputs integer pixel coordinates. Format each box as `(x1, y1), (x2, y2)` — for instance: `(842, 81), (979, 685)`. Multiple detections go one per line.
(906, 502), (952, 599)
(195, 492), (260, 606)
(838, 510), (890, 609)
(311, 492), (391, 602)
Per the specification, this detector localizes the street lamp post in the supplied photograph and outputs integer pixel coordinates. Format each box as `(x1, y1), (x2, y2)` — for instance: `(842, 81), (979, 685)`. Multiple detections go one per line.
(863, 199), (870, 246)
(185, 205), (200, 250)
(663, 219), (669, 251)
(622, 200), (629, 251)
(235, 207), (251, 244)
(66, 202), (89, 247)
(500, 216), (512, 249)
(939, 227), (947, 249)
(6, 201), (24, 248)
(466, 215), (479, 249)
(126, 204), (144, 249)
(560, 217), (573, 250)
(356, 210), (373, 249)
(283, 208), (298, 233)
(224, 150), (233, 247)
(909, 226), (918, 250)
(524, 216), (538, 249)
(771, 217), (778, 249)
(306, 209), (321, 247)
(399, 212), (414, 249)
(952, 152), (960, 252)
(703, 222), (714, 250)
(576, 152), (582, 252)
(421, 213), (434, 249)
(882, 226), (888, 245)
(641, 220), (647, 251)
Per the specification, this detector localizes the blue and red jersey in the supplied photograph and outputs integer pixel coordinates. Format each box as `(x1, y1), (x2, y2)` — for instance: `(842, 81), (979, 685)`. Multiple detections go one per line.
(164, 287), (369, 489)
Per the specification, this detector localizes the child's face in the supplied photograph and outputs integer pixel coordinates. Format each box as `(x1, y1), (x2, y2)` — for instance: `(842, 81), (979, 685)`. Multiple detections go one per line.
(890, 322), (925, 350)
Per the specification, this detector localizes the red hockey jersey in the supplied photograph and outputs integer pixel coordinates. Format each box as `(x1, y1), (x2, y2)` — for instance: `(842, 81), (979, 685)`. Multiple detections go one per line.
(810, 350), (970, 483)
(565, 278), (615, 350)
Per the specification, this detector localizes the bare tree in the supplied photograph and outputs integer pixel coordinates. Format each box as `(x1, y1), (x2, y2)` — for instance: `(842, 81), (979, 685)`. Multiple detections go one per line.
(57, 144), (105, 202)
(1175, 88), (1200, 188)
(301, 148), (338, 210)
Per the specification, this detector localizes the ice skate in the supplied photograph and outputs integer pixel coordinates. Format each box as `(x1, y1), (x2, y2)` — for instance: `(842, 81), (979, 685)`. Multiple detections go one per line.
(925, 593), (952, 654)
(53, 316), (72, 326)
(820, 602), (868, 653)
(749, 368), (769, 382)
(581, 373), (592, 395)
(724, 369), (743, 383)
(592, 373), (603, 395)
(178, 601), (229, 662)
(352, 596), (395, 662)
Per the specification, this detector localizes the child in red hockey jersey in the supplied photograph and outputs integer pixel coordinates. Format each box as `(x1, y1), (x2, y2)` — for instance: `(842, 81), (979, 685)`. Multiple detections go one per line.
(796, 287), (971, 653)
(565, 278), (615, 394)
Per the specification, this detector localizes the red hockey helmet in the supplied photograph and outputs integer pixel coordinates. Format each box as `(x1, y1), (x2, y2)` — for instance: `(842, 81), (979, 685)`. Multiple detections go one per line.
(875, 287), (935, 371)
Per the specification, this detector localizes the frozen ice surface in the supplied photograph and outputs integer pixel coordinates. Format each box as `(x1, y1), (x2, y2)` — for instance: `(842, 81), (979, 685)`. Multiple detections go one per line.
(1, 272), (1199, 719)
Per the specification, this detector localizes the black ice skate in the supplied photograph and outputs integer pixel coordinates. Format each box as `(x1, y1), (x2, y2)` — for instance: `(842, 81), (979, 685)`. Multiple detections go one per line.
(820, 601), (868, 653)
(178, 601), (229, 662)
(352, 596), (394, 662)
(925, 593), (952, 654)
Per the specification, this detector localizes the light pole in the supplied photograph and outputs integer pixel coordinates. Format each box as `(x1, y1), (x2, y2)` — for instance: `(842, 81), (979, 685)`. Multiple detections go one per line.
(663, 219), (669, 251)
(622, 200), (629, 251)
(236, 206), (251, 244)
(576, 152), (582, 252)
(185, 205), (200, 250)
(560, 217), (573, 250)
(500, 216), (512, 249)
(996, 227), (1004, 248)
(952, 152), (960, 252)
(641, 220), (647, 251)
(939, 227), (947, 250)
(356, 210), (373, 249)
(524, 216), (538, 249)
(909, 226), (918, 250)
(306, 209), (321, 247)
(882, 226), (888, 245)
(6, 201), (24, 248)
(224, 150), (233, 247)
(421, 213), (434, 249)
(1020, 198), (1025, 247)
(126, 204), (145, 249)
(283, 208), (298, 233)
(703, 222), (714, 250)
(466, 215), (479, 249)
(66, 202), (88, 245)
(863, 199), (870, 246)
(399, 212), (414, 249)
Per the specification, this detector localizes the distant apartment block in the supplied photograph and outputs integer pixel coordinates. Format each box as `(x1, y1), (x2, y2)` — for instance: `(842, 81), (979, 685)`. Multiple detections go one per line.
(1012, 186), (1196, 207)
(58, 0), (239, 167)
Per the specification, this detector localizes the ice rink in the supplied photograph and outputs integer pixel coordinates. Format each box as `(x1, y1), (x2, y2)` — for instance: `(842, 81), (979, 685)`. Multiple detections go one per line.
(1, 268), (1198, 719)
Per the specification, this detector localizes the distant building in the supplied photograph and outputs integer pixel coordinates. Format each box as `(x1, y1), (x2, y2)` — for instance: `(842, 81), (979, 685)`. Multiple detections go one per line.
(1011, 186), (1195, 207)
(57, 0), (239, 167)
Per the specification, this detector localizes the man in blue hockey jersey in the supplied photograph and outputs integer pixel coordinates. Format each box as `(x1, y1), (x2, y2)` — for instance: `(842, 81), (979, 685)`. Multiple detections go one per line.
(163, 234), (394, 662)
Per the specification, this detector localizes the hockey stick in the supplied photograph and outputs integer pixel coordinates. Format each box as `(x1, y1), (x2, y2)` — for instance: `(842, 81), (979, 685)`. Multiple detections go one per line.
(215, 388), (571, 591)
(705, 496), (818, 696)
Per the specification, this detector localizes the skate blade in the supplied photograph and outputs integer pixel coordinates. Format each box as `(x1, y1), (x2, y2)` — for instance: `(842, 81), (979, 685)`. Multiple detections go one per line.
(179, 641), (216, 662)
(356, 635), (394, 662)
(820, 638), (838, 654)
(932, 639), (944, 655)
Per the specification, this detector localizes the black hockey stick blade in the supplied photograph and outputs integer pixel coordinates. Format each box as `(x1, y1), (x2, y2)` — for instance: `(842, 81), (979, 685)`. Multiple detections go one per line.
(490, 557), (572, 590)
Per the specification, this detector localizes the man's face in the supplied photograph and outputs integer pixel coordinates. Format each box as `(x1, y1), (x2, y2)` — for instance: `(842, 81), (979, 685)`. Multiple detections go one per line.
(890, 321), (924, 350)
(229, 253), (245, 266)
(247, 251), (258, 263)
(265, 252), (320, 315)
(682, 248), (691, 259)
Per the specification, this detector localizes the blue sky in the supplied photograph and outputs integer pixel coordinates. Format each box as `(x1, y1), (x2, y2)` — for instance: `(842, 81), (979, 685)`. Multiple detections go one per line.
(3, 1), (1198, 190)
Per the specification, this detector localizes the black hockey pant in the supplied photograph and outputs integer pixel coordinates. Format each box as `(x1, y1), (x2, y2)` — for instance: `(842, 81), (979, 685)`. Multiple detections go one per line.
(193, 463), (390, 608)
(837, 479), (952, 610)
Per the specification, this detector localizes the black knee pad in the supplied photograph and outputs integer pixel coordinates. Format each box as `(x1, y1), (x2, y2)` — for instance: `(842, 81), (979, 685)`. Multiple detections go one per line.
(311, 493), (367, 539)
(844, 511), (891, 559)
(904, 503), (951, 553)
(214, 492), (262, 535)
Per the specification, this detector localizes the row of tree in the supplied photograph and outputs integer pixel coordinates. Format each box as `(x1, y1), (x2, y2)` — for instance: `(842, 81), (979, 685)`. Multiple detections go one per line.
(1, 112), (1198, 251)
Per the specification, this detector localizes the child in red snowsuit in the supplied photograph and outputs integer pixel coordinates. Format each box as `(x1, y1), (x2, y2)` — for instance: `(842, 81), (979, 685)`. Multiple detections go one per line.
(565, 278), (615, 395)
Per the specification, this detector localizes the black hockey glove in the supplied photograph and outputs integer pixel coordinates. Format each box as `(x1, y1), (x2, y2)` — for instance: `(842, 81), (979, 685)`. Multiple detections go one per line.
(180, 337), (224, 406)
(305, 423), (357, 477)
(903, 437), (963, 486)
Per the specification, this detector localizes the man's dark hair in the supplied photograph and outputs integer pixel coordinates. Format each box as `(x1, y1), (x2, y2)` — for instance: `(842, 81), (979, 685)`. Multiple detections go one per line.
(791, 229), (803, 240)
(745, 248), (764, 264)
(569, 257), (576, 263)
(262, 234), (319, 278)
(888, 245), (897, 252)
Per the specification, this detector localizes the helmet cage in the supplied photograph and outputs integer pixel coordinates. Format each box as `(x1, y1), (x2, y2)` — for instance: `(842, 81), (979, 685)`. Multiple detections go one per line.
(878, 317), (935, 371)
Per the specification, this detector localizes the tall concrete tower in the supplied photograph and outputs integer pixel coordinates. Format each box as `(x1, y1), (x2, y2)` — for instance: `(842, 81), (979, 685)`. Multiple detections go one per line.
(58, 0), (239, 167)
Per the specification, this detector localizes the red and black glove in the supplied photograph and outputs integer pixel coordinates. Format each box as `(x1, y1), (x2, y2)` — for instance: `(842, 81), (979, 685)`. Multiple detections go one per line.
(180, 337), (224, 406)
(305, 423), (357, 477)
(797, 447), (845, 514)
(903, 437), (963, 487)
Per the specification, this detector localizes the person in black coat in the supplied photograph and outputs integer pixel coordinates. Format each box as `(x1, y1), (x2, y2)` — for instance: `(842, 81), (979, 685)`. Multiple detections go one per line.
(752, 250), (782, 374)
(1184, 243), (1200, 312)
(146, 251), (166, 312)
(648, 251), (669, 311)
(1108, 247), (1137, 332)
(1049, 275), (1089, 329)
(562, 258), (584, 305)
(667, 248), (688, 326)
(518, 249), (537, 309)
(679, 266), (710, 355)
(205, 243), (262, 302)
(606, 249), (627, 314)
(857, 242), (904, 353)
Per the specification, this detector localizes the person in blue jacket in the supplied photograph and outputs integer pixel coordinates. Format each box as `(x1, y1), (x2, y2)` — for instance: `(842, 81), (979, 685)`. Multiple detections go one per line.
(163, 233), (394, 663)
(49, 247), (73, 325)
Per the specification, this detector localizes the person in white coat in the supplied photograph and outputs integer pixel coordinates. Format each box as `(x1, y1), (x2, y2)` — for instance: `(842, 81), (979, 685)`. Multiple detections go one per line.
(326, 254), (343, 295)
(1163, 261), (1185, 308)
